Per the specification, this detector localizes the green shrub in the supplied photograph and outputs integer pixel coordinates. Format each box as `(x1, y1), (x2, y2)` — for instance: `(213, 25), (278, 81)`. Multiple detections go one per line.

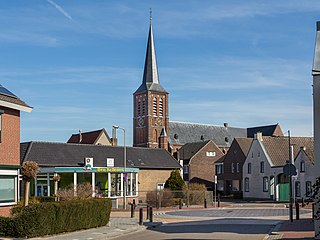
(1, 198), (111, 238)
(146, 189), (174, 208)
(164, 170), (185, 191)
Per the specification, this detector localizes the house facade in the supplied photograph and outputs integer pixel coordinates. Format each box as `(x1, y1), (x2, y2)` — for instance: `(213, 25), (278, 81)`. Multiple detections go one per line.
(216, 137), (253, 196)
(0, 84), (32, 216)
(243, 133), (314, 201)
(20, 142), (181, 207)
(178, 140), (224, 190)
(67, 128), (112, 146)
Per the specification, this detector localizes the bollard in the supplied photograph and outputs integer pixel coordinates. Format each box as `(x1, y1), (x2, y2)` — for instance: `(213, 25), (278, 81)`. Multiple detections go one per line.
(139, 208), (143, 225)
(146, 205), (150, 220)
(204, 198), (207, 208)
(133, 199), (136, 208)
(130, 203), (135, 218)
(301, 198), (305, 208)
(179, 199), (182, 209)
(149, 206), (153, 222)
(295, 202), (300, 220)
(312, 203), (315, 220)
(218, 194), (220, 207)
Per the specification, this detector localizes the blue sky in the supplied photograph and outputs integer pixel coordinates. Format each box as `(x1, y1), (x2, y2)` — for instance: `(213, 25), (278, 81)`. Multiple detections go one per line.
(1, 0), (319, 145)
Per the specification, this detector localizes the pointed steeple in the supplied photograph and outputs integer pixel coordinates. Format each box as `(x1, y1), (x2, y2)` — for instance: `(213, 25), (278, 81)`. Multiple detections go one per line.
(135, 15), (167, 94)
(313, 21), (320, 75)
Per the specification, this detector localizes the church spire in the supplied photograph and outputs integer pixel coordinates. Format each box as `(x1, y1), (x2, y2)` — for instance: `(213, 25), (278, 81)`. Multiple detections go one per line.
(135, 13), (167, 94)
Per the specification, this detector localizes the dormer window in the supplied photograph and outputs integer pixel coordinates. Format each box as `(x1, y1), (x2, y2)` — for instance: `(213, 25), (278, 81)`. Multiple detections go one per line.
(200, 135), (204, 141)
(225, 137), (229, 142)
(174, 133), (178, 139)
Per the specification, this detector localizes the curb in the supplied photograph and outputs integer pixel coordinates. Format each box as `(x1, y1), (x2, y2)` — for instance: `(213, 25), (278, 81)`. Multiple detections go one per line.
(264, 221), (283, 240)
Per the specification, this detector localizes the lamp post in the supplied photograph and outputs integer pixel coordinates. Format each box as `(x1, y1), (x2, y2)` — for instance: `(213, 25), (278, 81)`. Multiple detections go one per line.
(113, 125), (126, 210)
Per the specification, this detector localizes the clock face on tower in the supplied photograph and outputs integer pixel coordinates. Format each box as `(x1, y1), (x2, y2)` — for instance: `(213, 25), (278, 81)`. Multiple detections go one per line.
(138, 116), (144, 127)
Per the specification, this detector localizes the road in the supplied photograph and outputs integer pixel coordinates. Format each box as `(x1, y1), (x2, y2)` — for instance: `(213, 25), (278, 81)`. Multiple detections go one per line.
(114, 218), (280, 240)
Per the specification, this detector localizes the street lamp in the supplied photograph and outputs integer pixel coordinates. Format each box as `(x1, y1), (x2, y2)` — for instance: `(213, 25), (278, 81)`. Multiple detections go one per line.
(112, 125), (126, 210)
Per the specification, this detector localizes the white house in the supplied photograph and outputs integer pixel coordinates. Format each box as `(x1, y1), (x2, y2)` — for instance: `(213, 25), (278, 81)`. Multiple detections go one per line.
(243, 133), (314, 201)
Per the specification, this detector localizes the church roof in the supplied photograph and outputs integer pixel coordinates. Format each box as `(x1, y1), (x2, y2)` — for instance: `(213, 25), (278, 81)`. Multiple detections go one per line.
(21, 141), (181, 169)
(134, 18), (167, 94)
(169, 121), (247, 148)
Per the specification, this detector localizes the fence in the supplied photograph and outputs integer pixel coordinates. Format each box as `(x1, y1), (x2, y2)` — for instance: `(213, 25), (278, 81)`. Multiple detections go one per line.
(138, 190), (214, 209)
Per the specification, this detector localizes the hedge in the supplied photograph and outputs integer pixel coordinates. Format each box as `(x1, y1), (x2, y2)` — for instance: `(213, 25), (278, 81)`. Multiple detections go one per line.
(0, 198), (112, 238)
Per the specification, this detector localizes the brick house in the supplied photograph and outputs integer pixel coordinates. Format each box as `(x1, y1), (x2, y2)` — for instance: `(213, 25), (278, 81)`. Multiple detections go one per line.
(216, 137), (253, 196)
(0, 84), (32, 216)
(178, 140), (224, 190)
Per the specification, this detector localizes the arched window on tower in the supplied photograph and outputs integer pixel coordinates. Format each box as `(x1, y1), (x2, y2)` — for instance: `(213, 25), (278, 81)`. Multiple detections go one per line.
(153, 97), (157, 116)
(159, 98), (163, 117)
(142, 99), (146, 116)
(154, 129), (158, 143)
(137, 100), (141, 116)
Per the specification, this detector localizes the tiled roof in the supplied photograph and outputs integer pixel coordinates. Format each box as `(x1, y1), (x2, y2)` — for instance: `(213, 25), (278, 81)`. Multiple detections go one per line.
(261, 136), (313, 167)
(20, 142), (181, 169)
(67, 129), (111, 144)
(178, 140), (211, 160)
(169, 122), (247, 147)
(247, 124), (283, 138)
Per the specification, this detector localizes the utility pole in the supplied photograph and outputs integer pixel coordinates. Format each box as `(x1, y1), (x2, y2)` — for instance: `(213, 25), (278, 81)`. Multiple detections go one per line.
(288, 130), (293, 222)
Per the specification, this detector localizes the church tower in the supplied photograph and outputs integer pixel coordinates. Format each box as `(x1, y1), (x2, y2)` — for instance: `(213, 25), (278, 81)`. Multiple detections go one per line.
(133, 16), (169, 149)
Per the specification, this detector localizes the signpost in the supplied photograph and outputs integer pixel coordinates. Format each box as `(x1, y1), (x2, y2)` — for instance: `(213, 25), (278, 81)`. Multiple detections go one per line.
(283, 159), (297, 222)
(214, 175), (217, 208)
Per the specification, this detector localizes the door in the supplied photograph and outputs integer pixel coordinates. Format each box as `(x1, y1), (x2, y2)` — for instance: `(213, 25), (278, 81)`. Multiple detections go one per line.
(277, 173), (289, 201)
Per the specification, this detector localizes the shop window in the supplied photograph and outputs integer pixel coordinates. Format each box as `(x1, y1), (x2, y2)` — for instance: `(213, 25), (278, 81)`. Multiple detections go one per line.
(244, 178), (249, 192)
(0, 175), (16, 204)
(263, 177), (268, 192)
(110, 173), (121, 197)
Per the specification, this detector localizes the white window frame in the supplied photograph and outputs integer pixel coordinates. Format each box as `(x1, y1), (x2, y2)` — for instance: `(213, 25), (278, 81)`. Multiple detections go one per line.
(206, 151), (216, 157)
(0, 169), (19, 206)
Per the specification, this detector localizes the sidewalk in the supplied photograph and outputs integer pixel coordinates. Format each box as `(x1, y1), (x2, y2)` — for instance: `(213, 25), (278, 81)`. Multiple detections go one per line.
(275, 218), (314, 240)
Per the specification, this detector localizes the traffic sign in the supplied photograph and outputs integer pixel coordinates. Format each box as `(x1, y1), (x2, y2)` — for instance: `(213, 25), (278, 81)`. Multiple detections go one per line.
(283, 163), (297, 176)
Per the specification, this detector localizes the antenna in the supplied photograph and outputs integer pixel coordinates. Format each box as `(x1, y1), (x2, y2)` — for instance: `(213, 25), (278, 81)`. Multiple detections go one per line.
(150, 8), (152, 22)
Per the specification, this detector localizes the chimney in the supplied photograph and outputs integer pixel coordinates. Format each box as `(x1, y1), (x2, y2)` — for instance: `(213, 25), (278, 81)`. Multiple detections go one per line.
(254, 132), (263, 141)
(300, 146), (306, 151)
(111, 127), (118, 146)
(79, 130), (82, 143)
(224, 123), (228, 128)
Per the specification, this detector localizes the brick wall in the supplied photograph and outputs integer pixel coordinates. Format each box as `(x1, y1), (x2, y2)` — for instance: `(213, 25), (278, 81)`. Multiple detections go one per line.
(0, 107), (20, 165)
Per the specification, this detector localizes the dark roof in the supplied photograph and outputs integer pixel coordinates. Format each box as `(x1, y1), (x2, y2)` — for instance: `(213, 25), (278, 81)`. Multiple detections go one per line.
(134, 20), (167, 94)
(178, 140), (211, 160)
(0, 84), (32, 109)
(247, 124), (283, 138)
(261, 136), (313, 167)
(169, 122), (247, 148)
(20, 142), (181, 169)
(67, 129), (111, 145)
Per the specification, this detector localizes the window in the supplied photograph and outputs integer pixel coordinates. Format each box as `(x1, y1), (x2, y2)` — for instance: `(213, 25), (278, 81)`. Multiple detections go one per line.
(159, 98), (163, 117)
(295, 181), (301, 197)
(153, 97), (157, 116)
(0, 176), (16, 204)
(248, 163), (251, 174)
(263, 177), (268, 192)
(137, 100), (141, 116)
(231, 163), (235, 173)
(251, 152), (254, 158)
(236, 163), (240, 173)
(258, 151), (260, 157)
(206, 151), (216, 157)
(142, 99), (146, 115)
(232, 180), (240, 191)
(244, 178), (249, 192)
(216, 164), (223, 175)
(306, 181), (312, 197)
(183, 165), (189, 174)
(0, 110), (2, 143)
(260, 162), (264, 173)
(300, 161), (305, 173)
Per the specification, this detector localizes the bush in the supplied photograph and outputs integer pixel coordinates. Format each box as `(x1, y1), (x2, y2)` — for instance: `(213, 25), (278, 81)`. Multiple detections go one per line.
(164, 170), (185, 191)
(183, 183), (207, 205)
(0, 198), (111, 238)
(57, 183), (93, 201)
(146, 189), (174, 208)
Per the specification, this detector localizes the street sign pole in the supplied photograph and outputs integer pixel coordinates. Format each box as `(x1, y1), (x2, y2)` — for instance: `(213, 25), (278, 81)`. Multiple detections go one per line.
(214, 175), (217, 208)
(288, 130), (293, 222)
